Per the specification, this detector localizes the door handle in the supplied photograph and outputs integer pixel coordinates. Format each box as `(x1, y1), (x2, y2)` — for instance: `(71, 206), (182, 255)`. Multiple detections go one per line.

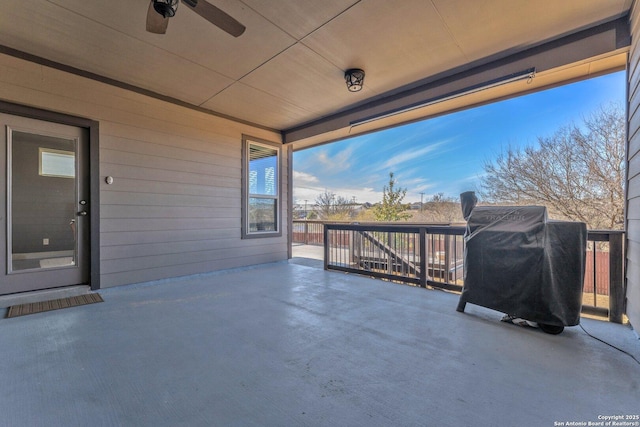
(77, 211), (88, 216)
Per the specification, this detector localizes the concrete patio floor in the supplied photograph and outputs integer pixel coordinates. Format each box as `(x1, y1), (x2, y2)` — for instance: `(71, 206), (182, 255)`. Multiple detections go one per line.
(1, 259), (639, 427)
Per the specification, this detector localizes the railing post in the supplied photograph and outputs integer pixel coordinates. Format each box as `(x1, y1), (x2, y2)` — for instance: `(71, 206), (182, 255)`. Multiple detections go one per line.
(444, 234), (451, 282)
(304, 221), (309, 245)
(353, 231), (361, 267)
(419, 228), (427, 288)
(348, 229), (354, 266)
(592, 242), (597, 307)
(323, 224), (329, 270)
(608, 232), (624, 324)
(387, 232), (393, 275)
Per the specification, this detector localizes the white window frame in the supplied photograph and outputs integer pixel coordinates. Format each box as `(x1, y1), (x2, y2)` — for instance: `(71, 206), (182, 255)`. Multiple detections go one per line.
(241, 135), (282, 239)
(39, 147), (76, 178)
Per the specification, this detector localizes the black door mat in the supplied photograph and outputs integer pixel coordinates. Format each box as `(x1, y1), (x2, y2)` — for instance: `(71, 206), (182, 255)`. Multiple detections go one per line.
(6, 293), (103, 318)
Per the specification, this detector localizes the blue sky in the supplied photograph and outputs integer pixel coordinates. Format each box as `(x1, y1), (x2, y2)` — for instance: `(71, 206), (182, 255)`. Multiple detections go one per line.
(293, 71), (626, 204)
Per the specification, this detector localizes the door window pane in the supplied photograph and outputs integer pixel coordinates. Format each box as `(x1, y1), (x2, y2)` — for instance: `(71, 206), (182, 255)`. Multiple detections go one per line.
(9, 130), (77, 271)
(39, 148), (75, 178)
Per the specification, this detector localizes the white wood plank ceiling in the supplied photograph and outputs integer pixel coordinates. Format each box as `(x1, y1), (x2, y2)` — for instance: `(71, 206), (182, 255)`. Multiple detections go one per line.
(0, 0), (632, 142)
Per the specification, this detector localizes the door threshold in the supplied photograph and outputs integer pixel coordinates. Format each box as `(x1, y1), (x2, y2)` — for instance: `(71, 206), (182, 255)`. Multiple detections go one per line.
(0, 285), (91, 309)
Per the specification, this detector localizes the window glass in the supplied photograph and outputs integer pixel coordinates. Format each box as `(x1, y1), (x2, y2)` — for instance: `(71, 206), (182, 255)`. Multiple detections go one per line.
(39, 148), (75, 178)
(243, 137), (281, 238)
(248, 198), (277, 232)
(249, 144), (277, 196)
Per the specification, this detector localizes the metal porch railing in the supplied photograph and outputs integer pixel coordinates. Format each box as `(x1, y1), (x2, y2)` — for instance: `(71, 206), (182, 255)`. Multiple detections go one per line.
(292, 220), (626, 324)
(323, 223), (464, 293)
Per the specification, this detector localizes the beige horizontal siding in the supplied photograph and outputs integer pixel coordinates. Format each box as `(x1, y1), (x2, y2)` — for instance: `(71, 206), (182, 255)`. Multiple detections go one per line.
(628, 149), (640, 180)
(100, 251), (288, 288)
(100, 191), (239, 208)
(100, 149), (240, 178)
(627, 5), (640, 330)
(101, 206), (239, 221)
(99, 164), (240, 188)
(627, 216), (640, 243)
(100, 217), (241, 233)
(0, 53), (288, 289)
(627, 171), (640, 200)
(101, 228), (240, 247)
(100, 241), (286, 274)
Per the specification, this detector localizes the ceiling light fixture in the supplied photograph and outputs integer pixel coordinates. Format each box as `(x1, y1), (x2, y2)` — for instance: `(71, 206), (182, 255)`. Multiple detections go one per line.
(153, 0), (179, 18)
(350, 68), (536, 127)
(345, 69), (365, 92)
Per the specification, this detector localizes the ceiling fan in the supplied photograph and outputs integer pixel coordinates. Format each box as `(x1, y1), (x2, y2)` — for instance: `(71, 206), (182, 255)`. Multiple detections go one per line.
(146, 0), (246, 37)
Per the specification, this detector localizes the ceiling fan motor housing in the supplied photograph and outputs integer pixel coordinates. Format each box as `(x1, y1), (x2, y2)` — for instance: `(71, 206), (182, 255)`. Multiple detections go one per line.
(153, 0), (179, 18)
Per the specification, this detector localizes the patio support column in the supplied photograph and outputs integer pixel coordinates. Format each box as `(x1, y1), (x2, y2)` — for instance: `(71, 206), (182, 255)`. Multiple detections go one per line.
(609, 231), (625, 323)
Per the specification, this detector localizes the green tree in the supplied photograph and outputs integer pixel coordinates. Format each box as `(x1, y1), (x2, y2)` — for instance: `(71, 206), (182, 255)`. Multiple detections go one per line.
(373, 172), (411, 221)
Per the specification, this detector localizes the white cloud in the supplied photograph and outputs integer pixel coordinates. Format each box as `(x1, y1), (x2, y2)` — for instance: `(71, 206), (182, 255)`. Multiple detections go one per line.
(405, 185), (438, 202)
(316, 146), (354, 172)
(378, 140), (448, 171)
(293, 184), (383, 204)
(292, 170), (319, 185)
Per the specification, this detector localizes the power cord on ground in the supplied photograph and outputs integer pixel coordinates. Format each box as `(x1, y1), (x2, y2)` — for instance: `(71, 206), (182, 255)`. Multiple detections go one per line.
(579, 324), (640, 366)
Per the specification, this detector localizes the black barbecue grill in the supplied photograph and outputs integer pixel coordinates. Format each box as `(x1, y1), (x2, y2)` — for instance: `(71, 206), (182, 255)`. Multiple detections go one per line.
(456, 192), (587, 334)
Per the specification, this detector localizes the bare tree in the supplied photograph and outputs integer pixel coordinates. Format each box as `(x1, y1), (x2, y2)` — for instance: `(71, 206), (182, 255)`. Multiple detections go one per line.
(314, 190), (336, 220)
(481, 103), (625, 229)
(413, 193), (464, 223)
(314, 190), (355, 220)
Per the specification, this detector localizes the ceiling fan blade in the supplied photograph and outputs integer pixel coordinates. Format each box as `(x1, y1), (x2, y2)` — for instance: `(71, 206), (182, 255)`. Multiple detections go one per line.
(181, 0), (246, 37)
(146, 1), (169, 34)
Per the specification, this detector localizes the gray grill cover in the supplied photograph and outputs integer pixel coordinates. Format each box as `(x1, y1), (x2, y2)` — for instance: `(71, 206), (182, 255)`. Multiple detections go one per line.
(459, 197), (587, 326)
